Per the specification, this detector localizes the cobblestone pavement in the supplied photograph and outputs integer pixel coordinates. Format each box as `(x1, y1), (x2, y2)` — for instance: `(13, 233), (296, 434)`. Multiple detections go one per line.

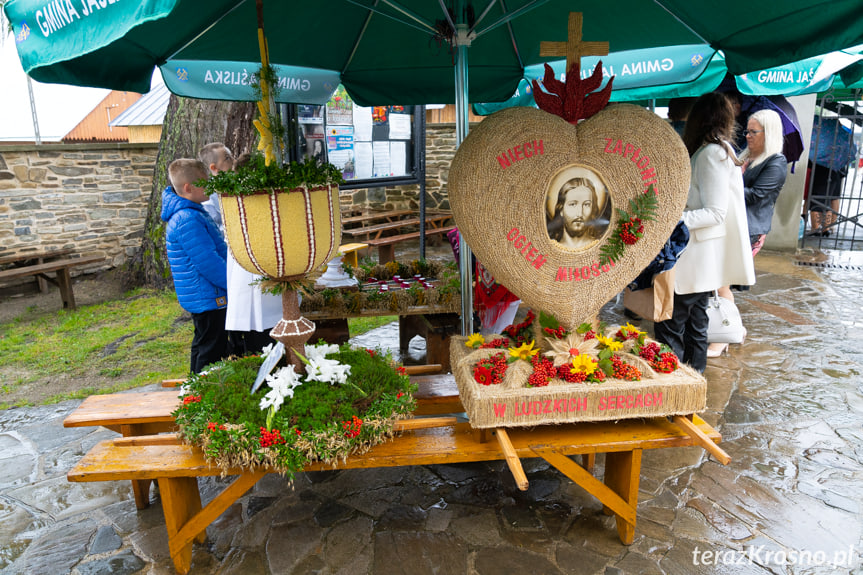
(1, 250), (862, 575)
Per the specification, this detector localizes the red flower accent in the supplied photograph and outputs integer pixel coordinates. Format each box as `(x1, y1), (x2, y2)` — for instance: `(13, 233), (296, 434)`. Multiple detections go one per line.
(366, 349), (376, 357)
(342, 416), (363, 438)
(569, 348), (579, 356)
(473, 365), (493, 385)
(532, 61), (614, 124)
(396, 366), (407, 375)
(207, 422), (217, 431)
(182, 395), (201, 405)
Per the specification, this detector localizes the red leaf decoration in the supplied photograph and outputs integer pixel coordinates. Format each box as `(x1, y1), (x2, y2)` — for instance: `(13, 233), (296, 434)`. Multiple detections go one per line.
(532, 59), (613, 124)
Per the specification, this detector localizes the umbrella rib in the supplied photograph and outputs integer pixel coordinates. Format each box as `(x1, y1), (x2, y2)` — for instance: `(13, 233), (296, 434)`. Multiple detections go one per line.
(343, 0), (378, 73)
(344, 0), (437, 35)
(499, 0), (524, 69)
(472, 0), (500, 31)
(471, 0), (550, 40)
(435, 0), (456, 33)
(165, 0), (250, 62)
(649, 0), (709, 45)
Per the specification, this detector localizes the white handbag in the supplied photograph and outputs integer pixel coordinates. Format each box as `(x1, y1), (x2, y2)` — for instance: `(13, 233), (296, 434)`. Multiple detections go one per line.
(706, 291), (745, 343)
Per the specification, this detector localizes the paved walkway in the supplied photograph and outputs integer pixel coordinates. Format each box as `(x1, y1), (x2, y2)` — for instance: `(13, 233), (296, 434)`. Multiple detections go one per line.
(1, 250), (862, 574)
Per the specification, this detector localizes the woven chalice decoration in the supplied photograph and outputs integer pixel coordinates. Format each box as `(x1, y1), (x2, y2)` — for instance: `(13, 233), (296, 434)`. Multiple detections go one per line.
(221, 185), (341, 369)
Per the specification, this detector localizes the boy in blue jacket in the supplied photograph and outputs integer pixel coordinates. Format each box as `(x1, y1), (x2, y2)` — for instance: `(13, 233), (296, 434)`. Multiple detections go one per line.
(161, 159), (229, 374)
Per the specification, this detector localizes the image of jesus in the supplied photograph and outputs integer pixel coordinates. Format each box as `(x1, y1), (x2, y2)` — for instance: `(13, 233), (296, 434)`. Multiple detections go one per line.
(546, 174), (610, 250)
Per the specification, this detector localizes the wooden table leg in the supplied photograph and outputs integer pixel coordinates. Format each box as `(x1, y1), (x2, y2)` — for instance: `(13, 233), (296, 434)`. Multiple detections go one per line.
(56, 267), (75, 309)
(602, 449), (642, 544)
(581, 453), (596, 474)
(120, 423), (152, 510)
(535, 448), (638, 545)
(378, 244), (396, 263)
(164, 471), (265, 574)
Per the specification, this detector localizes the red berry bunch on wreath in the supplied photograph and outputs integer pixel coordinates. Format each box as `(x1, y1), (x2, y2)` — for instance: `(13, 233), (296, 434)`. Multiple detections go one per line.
(620, 217), (644, 245)
(598, 187), (658, 266)
(504, 310), (536, 345)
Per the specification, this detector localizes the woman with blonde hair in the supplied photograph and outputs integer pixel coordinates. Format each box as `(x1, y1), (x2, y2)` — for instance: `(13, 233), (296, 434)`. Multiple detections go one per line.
(653, 92), (755, 372)
(739, 109), (788, 255)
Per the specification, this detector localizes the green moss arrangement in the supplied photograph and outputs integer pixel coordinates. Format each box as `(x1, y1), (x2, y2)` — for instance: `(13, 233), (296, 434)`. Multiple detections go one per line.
(173, 343), (417, 478)
(201, 153), (344, 197)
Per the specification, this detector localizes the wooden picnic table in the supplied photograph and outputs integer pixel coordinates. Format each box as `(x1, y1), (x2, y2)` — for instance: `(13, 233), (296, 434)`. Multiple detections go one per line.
(0, 253), (105, 309)
(342, 212), (453, 241)
(63, 376), (725, 574)
(0, 248), (74, 292)
(340, 209), (414, 228)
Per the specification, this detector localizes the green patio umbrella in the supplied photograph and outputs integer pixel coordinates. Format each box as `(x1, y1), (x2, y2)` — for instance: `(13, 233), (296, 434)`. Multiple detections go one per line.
(6, 0), (863, 332)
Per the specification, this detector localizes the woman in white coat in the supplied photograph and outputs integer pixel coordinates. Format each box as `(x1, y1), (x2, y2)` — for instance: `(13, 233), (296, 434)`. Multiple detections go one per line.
(654, 92), (755, 372)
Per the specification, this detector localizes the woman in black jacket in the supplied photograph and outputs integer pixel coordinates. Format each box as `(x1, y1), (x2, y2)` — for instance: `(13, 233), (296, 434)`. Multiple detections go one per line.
(740, 109), (788, 255)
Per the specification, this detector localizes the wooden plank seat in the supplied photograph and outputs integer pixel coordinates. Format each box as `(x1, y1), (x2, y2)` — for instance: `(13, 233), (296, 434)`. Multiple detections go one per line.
(0, 254), (104, 309)
(67, 408), (722, 574)
(64, 371), (459, 508)
(364, 225), (456, 263)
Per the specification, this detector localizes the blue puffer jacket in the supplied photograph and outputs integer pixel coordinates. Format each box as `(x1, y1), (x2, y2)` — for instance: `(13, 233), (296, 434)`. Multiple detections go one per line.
(161, 186), (228, 314)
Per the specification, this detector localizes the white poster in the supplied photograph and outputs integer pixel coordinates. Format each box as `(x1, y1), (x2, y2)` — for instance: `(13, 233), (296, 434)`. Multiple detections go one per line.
(355, 142), (374, 179)
(389, 114), (412, 140)
(373, 141), (391, 177)
(390, 141), (407, 176)
(353, 106), (373, 141)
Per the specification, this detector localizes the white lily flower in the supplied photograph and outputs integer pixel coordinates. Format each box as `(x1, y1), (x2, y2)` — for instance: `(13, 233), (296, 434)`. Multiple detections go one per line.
(306, 356), (351, 385)
(305, 343), (340, 362)
(258, 367), (302, 411)
(260, 342), (275, 359)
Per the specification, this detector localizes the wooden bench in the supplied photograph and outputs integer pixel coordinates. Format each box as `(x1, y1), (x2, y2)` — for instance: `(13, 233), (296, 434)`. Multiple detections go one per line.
(0, 248), (74, 293)
(0, 254), (105, 309)
(365, 225), (456, 263)
(336, 242), (368, 267)
(66, 391), (723, 574)
(341, 209), (414, 229)
(342, 212), (453, 241)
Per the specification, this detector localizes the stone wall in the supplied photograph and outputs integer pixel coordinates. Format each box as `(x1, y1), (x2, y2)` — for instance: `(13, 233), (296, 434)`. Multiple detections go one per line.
(0, 143), (158, 270)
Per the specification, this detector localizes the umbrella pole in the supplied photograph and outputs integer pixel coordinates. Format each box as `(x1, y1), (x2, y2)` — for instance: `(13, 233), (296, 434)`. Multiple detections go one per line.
(455, 24), (474, 336)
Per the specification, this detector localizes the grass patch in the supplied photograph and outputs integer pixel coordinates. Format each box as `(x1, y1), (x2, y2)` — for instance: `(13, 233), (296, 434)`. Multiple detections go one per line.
(0, 288), (191, 405)
(348, 315), (397, 336)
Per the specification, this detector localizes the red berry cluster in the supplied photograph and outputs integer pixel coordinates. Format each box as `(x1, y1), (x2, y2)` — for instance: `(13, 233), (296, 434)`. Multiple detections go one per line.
(206, 421), (226, 431)
(557, 364), (588, 383)
(638, 342), (662, 362)
(582, 330), (596, 340)
(652, 352), (679, 373)
(182, 395), (201, 405)
(542, 326), (567, 339)
(615, 327), (641, 341)
(527, 355), (556, 387)
(473, 353), (507, 385)
(504, 310), (536, 344)
(611, 356), (642, 381)
(342, 415), (363, 438)
(259, 427), (286, 448)
(619, 217), (644, 245)
(480, 338), (510, 349)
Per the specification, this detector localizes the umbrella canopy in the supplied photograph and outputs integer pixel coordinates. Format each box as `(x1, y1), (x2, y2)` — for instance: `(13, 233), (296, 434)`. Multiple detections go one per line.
(6, 0), (863, 106)
(475, 46), (855, 115)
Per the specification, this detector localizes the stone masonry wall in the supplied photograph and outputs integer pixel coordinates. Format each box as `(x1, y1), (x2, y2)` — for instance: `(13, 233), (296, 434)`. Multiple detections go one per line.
(0, 143), (159, 272)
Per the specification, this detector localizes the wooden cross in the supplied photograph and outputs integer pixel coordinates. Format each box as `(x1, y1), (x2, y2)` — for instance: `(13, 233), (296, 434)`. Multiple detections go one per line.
(539, 12), (609, 73)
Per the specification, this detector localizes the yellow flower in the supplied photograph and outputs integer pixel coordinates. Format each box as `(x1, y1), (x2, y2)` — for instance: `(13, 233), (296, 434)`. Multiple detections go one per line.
(596, 334), (623, 352)
(465, 333), (485, 349)
(509, 340), (539, 361)
(621, 323), (645, 338)
(570, 354), (597, 375)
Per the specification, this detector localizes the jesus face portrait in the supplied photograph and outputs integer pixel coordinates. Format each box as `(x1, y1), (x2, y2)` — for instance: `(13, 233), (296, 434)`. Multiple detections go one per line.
(545, 167), (611, 251)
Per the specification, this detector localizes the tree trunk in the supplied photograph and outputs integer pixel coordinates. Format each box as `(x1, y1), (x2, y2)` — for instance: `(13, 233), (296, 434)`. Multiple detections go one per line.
(122, 96), (256, 290)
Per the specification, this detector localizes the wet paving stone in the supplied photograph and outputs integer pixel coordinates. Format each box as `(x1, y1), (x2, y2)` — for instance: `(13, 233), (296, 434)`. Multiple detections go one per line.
(3, 251), (863, 573)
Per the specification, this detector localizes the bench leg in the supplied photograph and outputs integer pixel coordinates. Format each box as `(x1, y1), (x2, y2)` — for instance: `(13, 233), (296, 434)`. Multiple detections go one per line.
(534, 448), (639, 545)
(602, 449), (642, 544)
(162, 471), (265, 574)
(377, 244), (396, 264)
(159, 477), (203, 575)
(56, 267), (75, 309)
